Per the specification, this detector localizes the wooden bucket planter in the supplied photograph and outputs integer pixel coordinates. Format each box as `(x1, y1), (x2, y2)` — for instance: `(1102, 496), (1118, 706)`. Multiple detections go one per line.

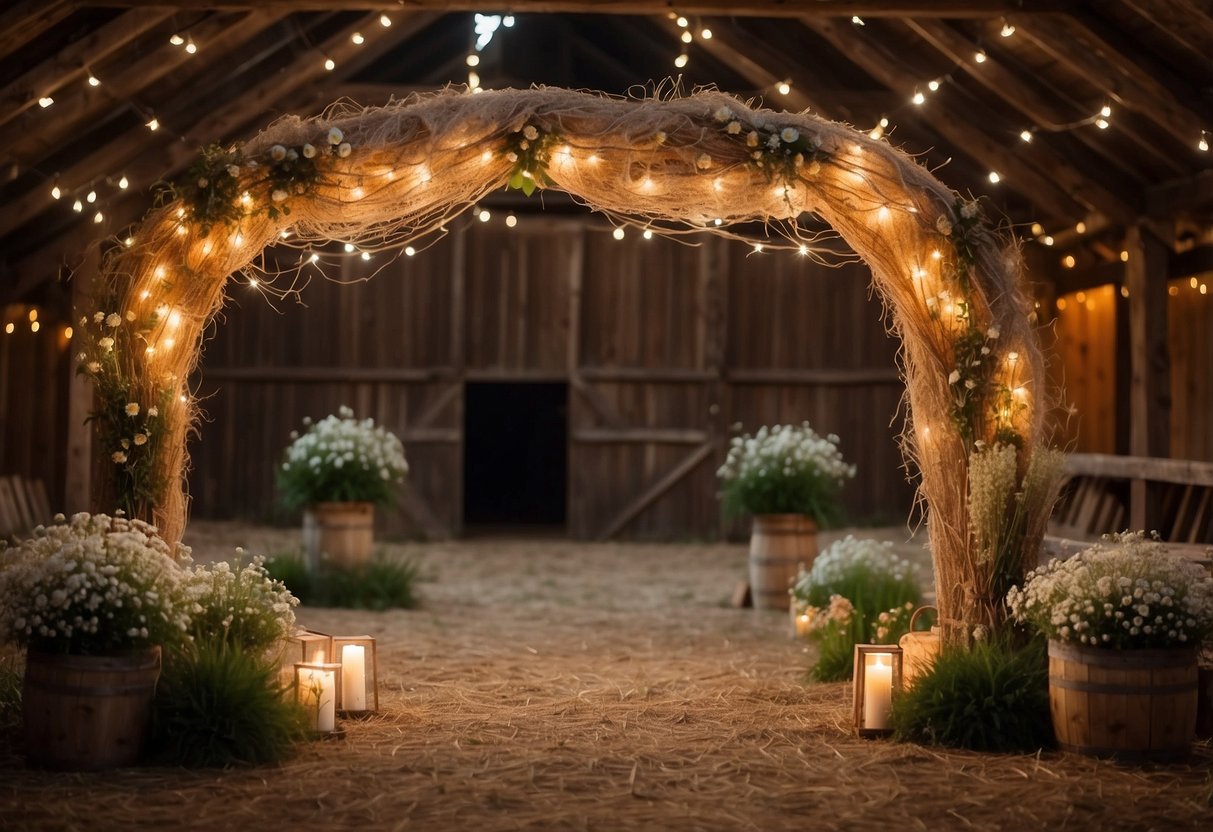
(303, 501), (375, 568)
(22, 647), (162, 770)
(1048, 641), (1198, 761)
(749, 514), (817, 611)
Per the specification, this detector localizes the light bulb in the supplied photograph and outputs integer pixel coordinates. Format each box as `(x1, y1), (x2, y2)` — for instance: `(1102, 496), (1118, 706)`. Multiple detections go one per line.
(1020, 130), (1033, 142)
(681, 30), (692, 44)
(50, 185), (61, 199)
(777, 81), (791, 95)
(642, 228), (653, 240)
(405, 246), (416, 256)
(912, 91), (925, 105)
(93, 211), (103, 223)
(466, 53), (480, 66)
(478, 209), (490, 222)
(184, 38), (196, 54)
(86, 190), (96, 203)
(87, 74), (100, 87)
(379, 14), (391, 26)
(674, 53), (688, 68)
(505, 214), (517, 228)
(360, 251), (371, 261)
(72, 199), (83, 212)
(1100, 104), (1112, 118)
(468, 70), (480, 88)
(974, 51), (987, 63)
(118, 175), (128, 189)
(351, 32), (364, 44)
(701, 28), (712, 39)
(612, 227), (625, 240)
(988, 171), (1001, 184)
(169, 33), (184, 46)
(1095, 117), (1109, 129)
(851, 16), (865, 25)
(38, 96), (53, 108)
(1001, 23), (1015, 37)
(1199, 135), (1209, 152)
(1075, 221), (1087, 234)
(927, 79), (940, 91)
(676, 16), (688, 27)
(324, 57), (335, 71)
(146, 117), (159, 131)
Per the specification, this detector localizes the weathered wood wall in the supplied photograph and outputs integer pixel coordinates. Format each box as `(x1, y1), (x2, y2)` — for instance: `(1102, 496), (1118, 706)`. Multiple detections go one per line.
(185, 215), (916, 539)
(0, 304), (70, 509)
(1049, 285), (1118, 454)
(1169, 277), (1213, 462)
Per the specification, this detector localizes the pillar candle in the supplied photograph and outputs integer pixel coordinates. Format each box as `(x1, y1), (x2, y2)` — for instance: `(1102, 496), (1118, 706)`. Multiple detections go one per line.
(863, 653), (894, 730)
(299, 665), (337, 732)
(341, 644), (367, 711)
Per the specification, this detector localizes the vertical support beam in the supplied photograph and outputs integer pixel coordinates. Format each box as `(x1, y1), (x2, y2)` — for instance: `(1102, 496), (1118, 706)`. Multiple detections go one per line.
(66, 254), (97, 513)
(449, 225), (466, 537)
(1125, 222), (1171, 530)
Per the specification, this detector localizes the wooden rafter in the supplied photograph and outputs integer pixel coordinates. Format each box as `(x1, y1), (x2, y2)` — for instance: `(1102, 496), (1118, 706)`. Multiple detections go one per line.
(1, 10), (287, 170)
(903, 18), (1182, 183)
(74, 1), (1071, 18)
(0, 9), (177, 131)
(1012, 13), (1212, 151)
(803, 17), (1087, 226)
(0, 1), (74, 62)
(1118, 0), (1213, 73)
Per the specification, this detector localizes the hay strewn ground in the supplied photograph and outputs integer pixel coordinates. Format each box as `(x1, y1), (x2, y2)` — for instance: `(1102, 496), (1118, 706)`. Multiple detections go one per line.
(2, 523), (1210, 831)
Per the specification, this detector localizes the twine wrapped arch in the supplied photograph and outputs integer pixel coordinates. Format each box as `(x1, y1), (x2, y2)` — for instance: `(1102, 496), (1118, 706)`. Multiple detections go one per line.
(88, 87), (1047, 636)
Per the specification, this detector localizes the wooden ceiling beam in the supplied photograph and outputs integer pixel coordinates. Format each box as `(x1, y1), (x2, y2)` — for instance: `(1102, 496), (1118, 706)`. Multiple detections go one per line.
(1118, 0), (1213, 70)
(1, 11), (287, 171)
(1013, 13), (1211, 151)
(902, 17), (1181, 180)
(803, 17), (1090, 227)
(0, 9), (177, 132)
(1, 12), (439, 282)
(1147, 169), (1213, 217)
(0, 1), (74, 62)
(74, 1), (1071, 17)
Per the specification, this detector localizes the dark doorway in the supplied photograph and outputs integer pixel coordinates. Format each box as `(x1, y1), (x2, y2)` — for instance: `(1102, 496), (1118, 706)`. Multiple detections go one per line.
(463, 382), (568, 531)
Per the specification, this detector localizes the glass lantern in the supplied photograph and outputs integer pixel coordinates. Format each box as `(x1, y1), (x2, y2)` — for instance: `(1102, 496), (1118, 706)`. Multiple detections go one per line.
(333, 635), (378, 714)
(295, 661), (342, 734)
(852, 644), (903, 738)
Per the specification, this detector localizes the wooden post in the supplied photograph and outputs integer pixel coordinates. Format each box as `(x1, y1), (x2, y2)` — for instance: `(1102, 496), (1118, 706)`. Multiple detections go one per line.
(65, 252), (96, 514)
(1124, 222), (1171, 531)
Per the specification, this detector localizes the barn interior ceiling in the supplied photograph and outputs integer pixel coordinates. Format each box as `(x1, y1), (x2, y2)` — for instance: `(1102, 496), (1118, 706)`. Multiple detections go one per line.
(0, 0), (1210, 311)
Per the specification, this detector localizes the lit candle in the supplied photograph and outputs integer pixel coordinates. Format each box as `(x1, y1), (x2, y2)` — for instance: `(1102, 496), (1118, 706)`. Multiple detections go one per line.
(795, 612), (811, 638)
(297, 664), (337, 732)
(341, 644), (367, 711)
(863, 653), (894, 730)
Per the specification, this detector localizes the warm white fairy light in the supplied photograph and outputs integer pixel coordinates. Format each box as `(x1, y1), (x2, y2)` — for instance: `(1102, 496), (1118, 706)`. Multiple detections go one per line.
(351, 32), (364, 44)
(468, 70), (481, 89)
(343, 242), (355, 252)
(1001, 22), (1016, 37)
(701, 28), (712, 39)
(1100, 104), (1112, 118)
(50, 184), (61, 199)
(927, 79), (940, 91)
(1020, 130), (1033, 142)
(851, 15), (865, 26)
(380, 14), (391, 27)
(169, 33), (184, 46)
(466, 53), (480, 67)
(612, 226), (625, 240)
(38, 96), (53, 108)
(1095, 117), (1109, 129)
(184, 37), (197, 54)
(139, 289), (150, 300)
(146, 116), (159, 131)
(1075, 221), (1086, 234)
(405, 246), (416, 256)
(72, 199), (83, 212)
(988, 171), (1001, 184)
(240, 191), (252, 206)
(798, 244), (809, 256)
(680, 30), (692, 44)
(777, 80), (791, 95)
(1042, 235), (1054, 246)
(361, 251), (371, 261)
(1061, 254), (1075, 268)
(753, 243), (764, 253)
(974, 51), (987, 63)
(642, 228), (653, 239)
(87, 73), (101, 87)
(324, 57), (335, 71)
(93, 211), (103, 223)
(931, 249), (942, 260)
(912, 91), (926, 105)
(505, 213), (518, 228)
(309, 253), (320, 263)
(478, 209), (491, 222)
(674, 53), (688, 68)
(676, 15), (688, 27)
(86, 190), (97, 203)
(118, 175), (129, 189)
(154, 265), (166, 280)
(1199, 132), (1209, 152)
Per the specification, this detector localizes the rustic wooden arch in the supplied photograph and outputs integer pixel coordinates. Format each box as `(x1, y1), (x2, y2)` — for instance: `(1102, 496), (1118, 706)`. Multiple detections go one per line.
(86, 87), (1047, 636)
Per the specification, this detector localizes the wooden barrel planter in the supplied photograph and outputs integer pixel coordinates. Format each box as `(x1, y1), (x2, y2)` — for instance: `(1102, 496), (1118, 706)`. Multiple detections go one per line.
(303, 501), (375, 568)
(749, 514), (816, 611)
(1048, 641), (1198, 762)
(22, 646), (162, 770)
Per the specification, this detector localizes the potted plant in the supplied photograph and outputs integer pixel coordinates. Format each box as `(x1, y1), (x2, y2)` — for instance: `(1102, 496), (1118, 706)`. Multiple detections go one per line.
(1007, 532), (1213, 761)
(278, 405), (408, 568)
(0, 512), (192, 770)
(716, 421), (855, 610)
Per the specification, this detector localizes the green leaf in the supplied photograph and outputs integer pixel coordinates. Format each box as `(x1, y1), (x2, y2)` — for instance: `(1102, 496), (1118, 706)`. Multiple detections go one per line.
(521, 177), (536, 197)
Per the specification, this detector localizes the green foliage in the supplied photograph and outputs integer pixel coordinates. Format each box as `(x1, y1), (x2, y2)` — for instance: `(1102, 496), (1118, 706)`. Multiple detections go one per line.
(183, 553), (298, 653)
(0, 655), (21, 730)
(503, 122), (557, 196)
(792, 537), (921, 681)
(150, 642), (308, 767)
(168, 144), (245, 236)
(891, 635), (1053, 753)
(265, 552), (419, 611)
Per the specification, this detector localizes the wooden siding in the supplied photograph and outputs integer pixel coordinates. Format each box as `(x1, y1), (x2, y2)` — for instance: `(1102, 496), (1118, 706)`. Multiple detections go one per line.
(1169, 277), (1213, 462)
(0, 305), (70, 510)
(187, 216), (916, 539)
(1049, 284), (1118, 454)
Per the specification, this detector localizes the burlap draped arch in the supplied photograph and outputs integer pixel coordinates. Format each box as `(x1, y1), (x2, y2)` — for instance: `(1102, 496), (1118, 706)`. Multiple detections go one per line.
(88, 87), (1047, 637)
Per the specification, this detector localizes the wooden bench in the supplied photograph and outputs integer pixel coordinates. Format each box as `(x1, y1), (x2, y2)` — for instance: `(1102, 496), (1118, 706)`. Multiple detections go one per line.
(0, 475), (53, 541)
(1045, 453), (1213, 567)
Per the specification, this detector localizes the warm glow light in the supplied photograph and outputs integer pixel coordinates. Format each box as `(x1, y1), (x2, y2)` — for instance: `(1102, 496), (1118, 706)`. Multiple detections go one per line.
(1007, 351), (1019, 364)
(877, 205), (890, 222)
(1001, 22), (1016, 37)
(701, 28), (712, 39)
(988, 171), (1001, 184)
(88, 74), (100, 87)
(798, 244), (808, 256)
(176, 225), (186, 236)
(1100, 104), (1112, 118)
(1202, 284), (1208, 295)
(931, 249), (942, 260)
(405, 246), (416, 257)
(324, 57), (336, 71)
(30, 321), (40, 333)
(1075, 221), (1086, 234)
(1075, 291), (1086, 303)
(1030, 222), (1043, 236)
(1020, 130), (1033, 142)
(3, 324), (12, 334)
(343, 243), (355, 252)
(1119, 250), (1129, 262)
(680, 31), (692, 44)
(927, 79), (940, 91)
(674, 53), (688, 68)
(72, 199), (83, 212)
(1120, 286), (1130, 298)
(1169, 285), (1179, 296)
(28, 309), (38, 323)
(612, 227), (625, 240)
(1191, 277), (1200, 289)
(351, 32), (364, 44)
(118, 175), (129, 189)
(184, 38), (197, 54)
(1042, 235), (1054, 246)
(51, 185), (61, 199)
(676, 15), (688, 27)
(146, 117), (159, 131)
(974, 51), (987, 63)
(1013, 385), (1027, 398)
(1095, 118), (1109, 130)
(1056, 298), (1067, 311)
(468, 70), (480, 89)
(1062, 254), (1075, 269)
(154, 265), (166, 280)
(380, 13), (391, 26)
(170, 33), (184, 46)
(478, 209), (491, 222)
(86, 190), (97, 203)
(38, 96), (53, 108)
(753, 243), (764, 253)
(361, 251), (371, 261)
(93, 211), (103, 224)
(467, 53), (480, 67)
(777, 81), (791, 95)
(912, 91), (926, 105)
(1200, 135), (1210, 152)
(505, 214), (518, 228)
(201, 240), (213, 255)
(309, 253), (320, 263)
(139, 290), (150, 300)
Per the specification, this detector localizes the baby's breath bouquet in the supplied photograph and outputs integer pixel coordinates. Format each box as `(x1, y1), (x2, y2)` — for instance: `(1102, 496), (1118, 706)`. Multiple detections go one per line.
(181, 549), (298, 652)
(0, 513), (192, 655)
(277, 405), (408, 510)
(1007, 532), (1213, 649)
(716, 422), (855, 523)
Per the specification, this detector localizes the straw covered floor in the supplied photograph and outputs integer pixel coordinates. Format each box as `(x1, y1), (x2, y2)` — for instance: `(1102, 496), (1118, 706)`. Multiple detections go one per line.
(2, 524), (1210, 830)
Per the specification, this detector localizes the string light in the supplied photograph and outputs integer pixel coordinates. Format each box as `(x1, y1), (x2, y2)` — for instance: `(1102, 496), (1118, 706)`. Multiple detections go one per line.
(974, 51), (988, 63)
(405, 246), (416, 256)
(1198, 131), (1208, 152)
(379, 14), (391, 27)
(466, 53), (480, 66)
(612, 226), (625, 240)
(38, 96), (53, 108)
(680, 30), (692, 44)
(478, 209), (491, 222)
(31, 321), (40, 333)
(505, 213), (517, 228)
(988, 171), (1001, 184)
(351, 32), (364, 45)
(912, 90), (926, 105)
(851, 16), (865, 26)
(676, 16), (688, 27)
(4, 323), (13, 334)
(1062, 254), (1075, 268)
(1020, 129), (1033, 142)
(87, 73), (101, 87)
(169, 33), (184, 46)
(1000, 22), (1016, 37)
(1075, 221), (1086, 234)
(360, 251), (371, 261)
(674, 53), (688, 68)
(118, 175), (129, 189)
(50, 184), (61, 200)
(146, 116), (159, 131)
(184, 36), (197, 54)
(1119, 250), (1129, 262)
(642, 228), (653, 239)
(777, 80), (791, 95)
(72, 199), (83, 212)
(927, 79), (940, 91)
(1042, 235), (1054, 246)
(86, 190), (96, 203)
(93, 211), (103, 223)
(323, 57), (336, 71)
(701, 28), (712, 39)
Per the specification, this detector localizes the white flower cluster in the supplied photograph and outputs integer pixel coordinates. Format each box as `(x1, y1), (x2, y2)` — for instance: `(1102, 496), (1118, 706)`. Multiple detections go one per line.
(181, 549), (298, 651)
(713, 105), (820, 175)
(793, 535), (917, 599)
(0, 513), (192, 653)
(1007, 532), (1213, 649)
(718, 422), (855, 488)
(279, 405), (408, 507)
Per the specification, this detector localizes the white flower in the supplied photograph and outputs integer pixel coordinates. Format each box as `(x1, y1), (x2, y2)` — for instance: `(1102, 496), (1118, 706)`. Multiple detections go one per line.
(270, 145), (287, 162)
(105, 313), (122, 328)
(780, 127), (799, 143)
(147, 406), (159, 417)
(272, 189), (288, 203)
(964, 379), (977, 390)
(98, 337), (114, 350)
(960, 200), (979, 220)
(506, 151), (519, 163)
(655, 131), (667, 144)
(125, 310), (135, 322)
(86, 361), (101, 373)
(746, 131), (759, 148)
(111, 451), (127, 464)
(338, 143), (352, 158)
(302, 143), (316, 158)
(133, 433), (148, 446)
(125, 402), (140, 417)
(948, 370), (961, 385)
(726, 121), (742, 135)
(93, 312), (105, 323)
(987, 326), (1000, 339)
(523, 125), (539, 141)
(713, 106), (733, 122)
(696, 153), (712, 169)
(327, 127), (344, 145)
(227, 165), (241, 178)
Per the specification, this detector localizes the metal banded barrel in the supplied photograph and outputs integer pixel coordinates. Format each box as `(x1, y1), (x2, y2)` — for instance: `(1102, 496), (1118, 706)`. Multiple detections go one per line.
(303, 501), (375, 568)
(748, 514), (817, 611)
